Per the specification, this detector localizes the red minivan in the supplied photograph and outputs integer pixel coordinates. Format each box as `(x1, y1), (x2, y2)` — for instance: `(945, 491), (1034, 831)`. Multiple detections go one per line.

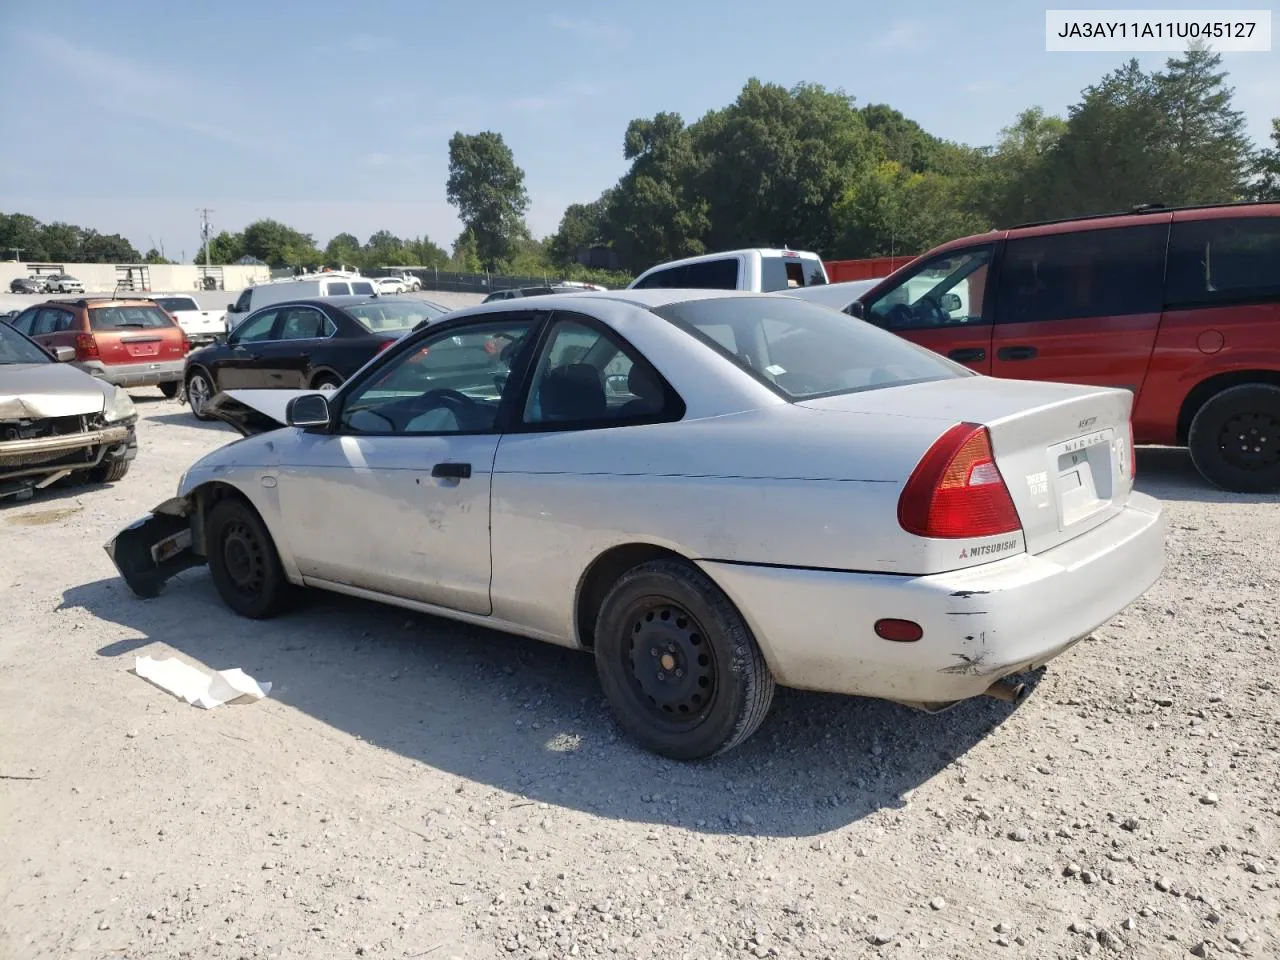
(849, 202), (1280, 493)
(10, 298), (190, 397)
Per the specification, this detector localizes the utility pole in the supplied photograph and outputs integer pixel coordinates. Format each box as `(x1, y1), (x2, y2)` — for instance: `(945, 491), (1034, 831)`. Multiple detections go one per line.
(9, 247), (23, 262)
(198, 208), (214, 272)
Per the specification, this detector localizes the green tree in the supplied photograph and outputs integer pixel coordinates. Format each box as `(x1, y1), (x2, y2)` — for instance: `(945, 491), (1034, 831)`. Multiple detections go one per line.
(977, 107), (1067, 225)
(407, 235), (449, 268)
(0, 213), (49, 260)
(1152, 47), (1253, 203)
(445, 131), (530, 270)
(548, 192), (612, 268)
(605, 112), (710, 271)
(143, 248), (171, 264)
(79, 230), (140, 263)
(324, 231), (362, 268)
(205, 231), (245, 264)
(40, 222), (82, 261)
(449, 228), (483, 272)
(241, 219), (322, 268)
(1249, 118), (1280, 200)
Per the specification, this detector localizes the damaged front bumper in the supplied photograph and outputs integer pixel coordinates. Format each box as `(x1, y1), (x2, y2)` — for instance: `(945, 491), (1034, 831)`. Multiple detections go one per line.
(104, 496), (205, 598)
(1, 422), (135, 497)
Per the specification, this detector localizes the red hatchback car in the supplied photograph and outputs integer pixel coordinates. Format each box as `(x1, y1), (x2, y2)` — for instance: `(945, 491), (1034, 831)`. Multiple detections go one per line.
(9, 298), (189, 396)
(849, 202), (1280, 492)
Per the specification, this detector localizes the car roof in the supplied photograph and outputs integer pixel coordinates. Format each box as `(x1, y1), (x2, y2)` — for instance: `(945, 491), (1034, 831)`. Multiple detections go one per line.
(633, 247), (823, 275)
(446, 287), (787, 320)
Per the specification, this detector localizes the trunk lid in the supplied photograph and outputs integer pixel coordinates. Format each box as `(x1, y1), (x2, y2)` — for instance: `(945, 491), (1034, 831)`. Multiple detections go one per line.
(89, 304), (188, 365)
(800, 376), (1135, 555)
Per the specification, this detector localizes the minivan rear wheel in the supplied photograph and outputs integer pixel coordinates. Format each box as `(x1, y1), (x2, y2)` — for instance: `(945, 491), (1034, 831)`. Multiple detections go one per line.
(1188, 383), (1280, 493)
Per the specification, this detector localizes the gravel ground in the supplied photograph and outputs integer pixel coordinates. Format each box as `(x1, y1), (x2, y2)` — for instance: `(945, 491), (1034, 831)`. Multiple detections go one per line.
(1, 387), (1276, 960)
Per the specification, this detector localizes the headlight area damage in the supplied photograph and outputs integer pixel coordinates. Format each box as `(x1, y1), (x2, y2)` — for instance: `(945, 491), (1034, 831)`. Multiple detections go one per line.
(103, 388), (302, 598)
(105, 497), (205, 598)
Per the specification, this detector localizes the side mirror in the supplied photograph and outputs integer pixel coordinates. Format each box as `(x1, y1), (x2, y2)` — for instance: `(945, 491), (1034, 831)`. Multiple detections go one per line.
(51, 345), (76, 362)
(939, 292), (962, 313)
(286, 393), (330, 428)
(846, 300), (866, 319)
(227, 303), (236, 312)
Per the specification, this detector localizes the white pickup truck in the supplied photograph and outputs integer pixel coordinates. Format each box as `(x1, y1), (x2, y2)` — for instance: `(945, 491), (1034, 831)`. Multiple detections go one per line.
(152, 296), (227, 346)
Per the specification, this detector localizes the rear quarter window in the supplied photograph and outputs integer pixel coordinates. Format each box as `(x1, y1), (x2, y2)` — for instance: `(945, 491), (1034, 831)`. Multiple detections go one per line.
(325, 282), (352, 296)
(350, 281), (375, 295)
(90, 306), (175, 330)
(1165, 216), (1280, 307)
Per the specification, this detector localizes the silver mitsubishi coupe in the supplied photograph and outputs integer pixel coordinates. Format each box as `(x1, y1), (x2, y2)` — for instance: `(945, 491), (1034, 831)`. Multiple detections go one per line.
(105, 290), (1165, 759)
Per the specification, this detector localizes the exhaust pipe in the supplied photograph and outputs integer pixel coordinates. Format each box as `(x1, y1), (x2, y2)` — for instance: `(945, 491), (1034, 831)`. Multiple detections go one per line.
(984, 678), (1028, 703)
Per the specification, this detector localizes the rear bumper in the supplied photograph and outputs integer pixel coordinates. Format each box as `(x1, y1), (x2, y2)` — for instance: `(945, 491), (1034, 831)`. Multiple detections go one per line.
(78, 359), (185, 387)
(699, 493), (1166, 705)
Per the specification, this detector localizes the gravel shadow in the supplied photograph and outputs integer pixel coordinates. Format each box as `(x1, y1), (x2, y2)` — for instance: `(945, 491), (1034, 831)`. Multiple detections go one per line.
(66, 572), (1030, 839)
(1135, 446), (1279, 505)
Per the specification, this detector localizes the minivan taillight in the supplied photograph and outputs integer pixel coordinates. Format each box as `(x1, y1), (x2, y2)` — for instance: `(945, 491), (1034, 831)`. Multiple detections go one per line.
(74, 333), (100, 361)
(376, 338), (396, 353)
(898, 422), (1021, 539)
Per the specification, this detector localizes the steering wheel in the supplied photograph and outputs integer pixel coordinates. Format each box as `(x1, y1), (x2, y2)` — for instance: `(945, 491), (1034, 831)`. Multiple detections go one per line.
(415, 388), (475, 416)
(913, 297), (947, 325)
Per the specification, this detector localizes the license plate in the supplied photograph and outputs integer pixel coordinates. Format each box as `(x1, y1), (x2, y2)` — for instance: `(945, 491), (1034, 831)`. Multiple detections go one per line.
(127, 342), (160, 358)
(1049, 429), (1115, 527)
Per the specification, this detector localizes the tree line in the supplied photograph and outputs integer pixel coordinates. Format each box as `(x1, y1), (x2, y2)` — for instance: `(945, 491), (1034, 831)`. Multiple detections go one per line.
(5, 48), (1276, 284)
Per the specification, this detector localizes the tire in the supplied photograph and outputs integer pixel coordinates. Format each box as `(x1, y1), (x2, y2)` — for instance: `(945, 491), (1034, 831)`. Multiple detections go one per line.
(311, 372), (342, 391)
(186, 369), (215, 421)
(593, 559), (775, 760)
(87, 458), (130, 484)
(206, 497), (294, 619)
(158, 381), (180, 399)
(1188, 383), (1280, 493)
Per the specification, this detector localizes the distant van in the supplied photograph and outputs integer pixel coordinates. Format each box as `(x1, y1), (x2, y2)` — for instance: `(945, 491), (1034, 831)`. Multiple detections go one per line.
(226, 276), (378, 329)
(628, 248), (828, 292)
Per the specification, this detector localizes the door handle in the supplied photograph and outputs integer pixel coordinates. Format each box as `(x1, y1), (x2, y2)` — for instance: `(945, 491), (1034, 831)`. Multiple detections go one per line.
(431, 462), (472, 479)
(998, 345), (1038, 361)
(947, 347), (986, 363)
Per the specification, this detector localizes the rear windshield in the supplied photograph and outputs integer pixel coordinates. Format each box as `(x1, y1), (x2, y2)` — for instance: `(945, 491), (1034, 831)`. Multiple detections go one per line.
(761, 255), (827, 292)
(652, 296), (966, 401)
(350, 281), (375, 295)
(90, 306), (174, 331)
(325, 282), (352, 295)
(153, 297), (199, 313)
(346, 300), (447, 334)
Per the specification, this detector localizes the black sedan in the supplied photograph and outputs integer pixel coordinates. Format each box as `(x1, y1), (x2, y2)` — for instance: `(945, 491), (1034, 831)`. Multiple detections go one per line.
(183, 296), (448, 419)
(9, 277), (46, 294)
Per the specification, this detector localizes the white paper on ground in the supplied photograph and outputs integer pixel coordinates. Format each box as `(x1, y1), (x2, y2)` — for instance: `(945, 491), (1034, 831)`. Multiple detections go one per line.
(134, 655), (272, 709)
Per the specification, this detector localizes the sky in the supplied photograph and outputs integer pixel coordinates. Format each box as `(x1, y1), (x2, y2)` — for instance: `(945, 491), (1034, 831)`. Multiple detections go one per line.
(0, 0), (1276, 262)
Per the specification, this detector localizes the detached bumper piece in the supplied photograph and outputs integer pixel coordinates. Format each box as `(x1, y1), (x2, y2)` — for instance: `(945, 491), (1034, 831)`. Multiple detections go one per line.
(104, 498), (204, 598)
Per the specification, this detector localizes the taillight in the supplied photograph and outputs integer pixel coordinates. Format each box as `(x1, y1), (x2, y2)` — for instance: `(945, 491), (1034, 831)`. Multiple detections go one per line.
(898, 422), (1021, 539)
(74, 333), (100, 361)
(376, 338), (396, 353)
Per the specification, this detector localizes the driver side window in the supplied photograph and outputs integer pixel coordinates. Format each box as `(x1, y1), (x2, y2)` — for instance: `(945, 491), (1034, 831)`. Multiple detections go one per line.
(338, 318), (534, 436)
(864, 246), (994, 331)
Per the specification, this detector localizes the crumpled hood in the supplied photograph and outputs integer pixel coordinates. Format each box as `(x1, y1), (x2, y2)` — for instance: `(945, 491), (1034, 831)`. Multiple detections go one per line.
(0, 363), (112, 419)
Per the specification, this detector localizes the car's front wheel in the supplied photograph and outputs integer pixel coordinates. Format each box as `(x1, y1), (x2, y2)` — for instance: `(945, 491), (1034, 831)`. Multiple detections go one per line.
(593, 559), (775, 760)
(87, 458), (130, 484)
(158, 381), (180, 399)
(1188, 383), (1280, 493)
(206, 497), (294, 619)
(186, 369), (215, 420)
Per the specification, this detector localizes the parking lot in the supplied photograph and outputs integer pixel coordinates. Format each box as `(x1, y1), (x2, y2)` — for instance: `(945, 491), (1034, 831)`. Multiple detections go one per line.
(1, 372), (1277, 959)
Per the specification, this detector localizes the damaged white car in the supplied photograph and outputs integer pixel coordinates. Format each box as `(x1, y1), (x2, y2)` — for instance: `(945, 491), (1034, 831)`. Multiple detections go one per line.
(104, 290), (1166, 759)
(1, 320), (138, 500)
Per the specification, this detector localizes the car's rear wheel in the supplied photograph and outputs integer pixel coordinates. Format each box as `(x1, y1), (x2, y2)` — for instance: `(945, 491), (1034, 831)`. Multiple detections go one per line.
(186, 369), (215, 420)
(206, 498), (294, 619)
(158, 381), (180, 399)
(593, 559), (775, 760)
(1188, 383), (1280, 493)
(311, 373), (342, 391)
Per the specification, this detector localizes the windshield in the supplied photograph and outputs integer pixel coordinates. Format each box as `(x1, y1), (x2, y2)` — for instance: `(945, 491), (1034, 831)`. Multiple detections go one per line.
(652, 296), (967, 400)
(346, 300), (446, 334)
(153, 297), (199, 313)
(0, 322), (51, 365)
(90, 306), (174, 330)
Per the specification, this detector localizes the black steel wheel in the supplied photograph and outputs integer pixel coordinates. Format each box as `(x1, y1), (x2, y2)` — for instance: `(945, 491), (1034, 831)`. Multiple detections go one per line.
(206, 498), (294, 619)
(1188, 383), (1280, 493)
(594, 559), (774, 760)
